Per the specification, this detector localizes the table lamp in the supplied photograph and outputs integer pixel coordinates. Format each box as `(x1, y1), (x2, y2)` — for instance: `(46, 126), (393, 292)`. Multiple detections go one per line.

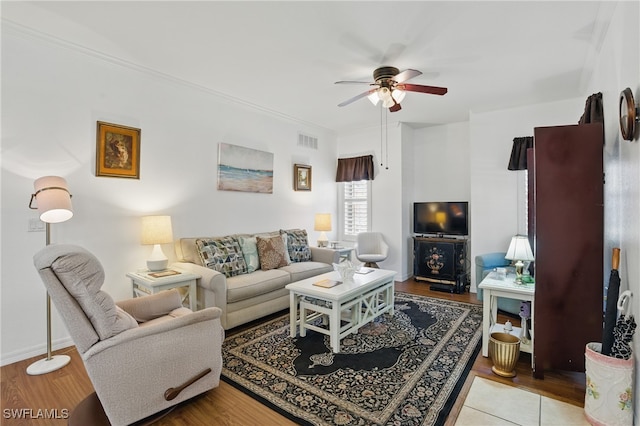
(27, 176), (73, 375)
(314, 213), (331, 247)
(141, 215), (173, 271)
(505, 235), (534, 284)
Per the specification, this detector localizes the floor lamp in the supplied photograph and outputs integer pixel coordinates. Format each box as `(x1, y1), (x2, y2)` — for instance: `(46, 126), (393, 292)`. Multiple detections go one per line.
(27, 176), (73, 375)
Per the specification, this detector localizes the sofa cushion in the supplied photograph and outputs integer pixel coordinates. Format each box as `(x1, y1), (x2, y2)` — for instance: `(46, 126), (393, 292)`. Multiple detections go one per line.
(281, 229), (312, 263)
(256, 234), (290, 270)
(196, 237), (248, 278)
(226, 269), (291, 303)
(237, 235), (260, 273)
(280, 261), (333, 282)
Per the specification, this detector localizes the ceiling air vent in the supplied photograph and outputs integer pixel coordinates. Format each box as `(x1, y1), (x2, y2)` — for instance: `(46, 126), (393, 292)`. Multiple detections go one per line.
(297, 132), (318, 150)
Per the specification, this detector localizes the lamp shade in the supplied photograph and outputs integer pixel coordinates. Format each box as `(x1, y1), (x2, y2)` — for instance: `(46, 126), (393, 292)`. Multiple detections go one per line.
(314, 213), (332, 232)
(31, 176), (73, 224)
(141, 215), (173, 245)
(505, 235), (534, 261)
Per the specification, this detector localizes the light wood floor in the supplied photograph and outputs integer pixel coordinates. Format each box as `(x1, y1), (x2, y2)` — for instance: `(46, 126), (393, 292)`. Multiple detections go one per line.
(1, 279), (585, 425)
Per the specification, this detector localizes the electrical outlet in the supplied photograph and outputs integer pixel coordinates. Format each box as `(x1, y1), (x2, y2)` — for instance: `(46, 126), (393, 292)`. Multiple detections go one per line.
(28, 218), (45, 232)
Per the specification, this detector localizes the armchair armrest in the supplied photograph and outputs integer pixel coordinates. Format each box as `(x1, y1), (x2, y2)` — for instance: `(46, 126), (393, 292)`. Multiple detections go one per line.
(81, 307), (224, 425)
(116, 288), (183, 323)
(83, 307), (223, 359)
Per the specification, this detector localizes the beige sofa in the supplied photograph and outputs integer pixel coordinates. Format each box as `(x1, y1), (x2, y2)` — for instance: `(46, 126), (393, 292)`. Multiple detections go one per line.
(172, 230), (339, 329)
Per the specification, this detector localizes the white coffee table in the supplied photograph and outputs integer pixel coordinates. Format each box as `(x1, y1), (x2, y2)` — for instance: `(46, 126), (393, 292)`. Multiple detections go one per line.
(286, 268), (396, 353)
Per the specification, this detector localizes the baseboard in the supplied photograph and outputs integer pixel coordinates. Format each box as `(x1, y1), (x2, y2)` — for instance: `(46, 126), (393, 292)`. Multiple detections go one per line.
(0, 337), (74, 367)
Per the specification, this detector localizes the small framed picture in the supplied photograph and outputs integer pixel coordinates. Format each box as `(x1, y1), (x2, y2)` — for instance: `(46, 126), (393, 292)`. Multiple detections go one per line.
(294, 164), (312, 191)
(96, 121), (141, 179)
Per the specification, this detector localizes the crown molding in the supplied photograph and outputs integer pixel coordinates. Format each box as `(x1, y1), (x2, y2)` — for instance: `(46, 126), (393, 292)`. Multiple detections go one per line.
(2, 19), (335, 135)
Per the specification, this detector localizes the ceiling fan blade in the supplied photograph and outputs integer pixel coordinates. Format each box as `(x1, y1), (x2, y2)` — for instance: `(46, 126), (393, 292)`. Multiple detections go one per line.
(335, 80), (374, 85)
(394, 69), (422, 83)
(338, 88), (377, 107)
(389, 103), (402, 112)
(399, 83), (448, 96)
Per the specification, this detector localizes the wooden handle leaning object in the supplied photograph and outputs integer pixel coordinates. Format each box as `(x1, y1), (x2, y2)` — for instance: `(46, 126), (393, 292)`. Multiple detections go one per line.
(612, 248), (620, 271)
(164, 368), (212, 401)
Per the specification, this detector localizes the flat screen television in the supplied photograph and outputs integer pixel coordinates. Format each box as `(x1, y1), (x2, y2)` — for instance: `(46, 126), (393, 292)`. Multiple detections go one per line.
(413, 201), (469, 236)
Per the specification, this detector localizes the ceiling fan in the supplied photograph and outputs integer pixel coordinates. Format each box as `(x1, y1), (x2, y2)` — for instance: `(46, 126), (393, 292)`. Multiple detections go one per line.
(336, 66), (447, 112)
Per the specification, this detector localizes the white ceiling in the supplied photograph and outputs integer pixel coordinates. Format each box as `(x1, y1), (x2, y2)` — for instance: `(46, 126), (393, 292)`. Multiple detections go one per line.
(3, 1), (617, 132)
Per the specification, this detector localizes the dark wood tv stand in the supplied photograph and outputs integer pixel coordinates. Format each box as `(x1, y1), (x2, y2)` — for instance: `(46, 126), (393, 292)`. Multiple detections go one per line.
(413, 236), (468, 293)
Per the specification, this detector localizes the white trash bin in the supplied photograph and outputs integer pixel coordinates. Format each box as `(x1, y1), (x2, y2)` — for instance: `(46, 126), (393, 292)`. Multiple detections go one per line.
(584, 342), (634, 426)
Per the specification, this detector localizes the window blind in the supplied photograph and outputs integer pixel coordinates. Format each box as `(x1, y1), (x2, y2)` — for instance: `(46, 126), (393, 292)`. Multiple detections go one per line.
(343, 180), (369, 236)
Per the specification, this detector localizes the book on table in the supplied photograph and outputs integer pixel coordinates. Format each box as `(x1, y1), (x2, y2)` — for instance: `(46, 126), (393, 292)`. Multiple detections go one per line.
(148, 270), (182, 278)
(313, 279), (341, 288)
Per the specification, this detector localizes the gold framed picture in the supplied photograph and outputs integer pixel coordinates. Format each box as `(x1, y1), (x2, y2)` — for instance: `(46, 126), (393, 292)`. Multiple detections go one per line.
(96, 121), (141, 179)
(294, 164), (312, 191)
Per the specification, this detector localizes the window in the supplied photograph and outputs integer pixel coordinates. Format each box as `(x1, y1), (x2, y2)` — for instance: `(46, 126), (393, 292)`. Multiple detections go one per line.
(339, 180), (371, 241)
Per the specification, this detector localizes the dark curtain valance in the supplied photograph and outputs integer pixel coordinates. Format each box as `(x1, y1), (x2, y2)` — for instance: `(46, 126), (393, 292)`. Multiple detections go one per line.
(507, 136), (534, 171)
(579, 92), (604, 124)
(336, 155), (374, 182)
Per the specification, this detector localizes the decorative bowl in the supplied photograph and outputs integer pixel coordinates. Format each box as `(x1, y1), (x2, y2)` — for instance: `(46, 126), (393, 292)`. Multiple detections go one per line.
(333, 261), (357, 282)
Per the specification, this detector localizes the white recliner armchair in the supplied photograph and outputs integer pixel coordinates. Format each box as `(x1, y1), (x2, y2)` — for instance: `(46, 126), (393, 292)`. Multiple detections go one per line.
(33, 244), (224, 425)
(355, 232), (389, 268)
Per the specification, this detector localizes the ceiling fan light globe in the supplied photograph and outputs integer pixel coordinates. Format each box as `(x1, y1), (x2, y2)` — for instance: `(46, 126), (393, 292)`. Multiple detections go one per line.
(382, 97), (395, 108)
(367, 93), (380, 105)
(377, 87), (392, 102)
(392, 89), (406, 103)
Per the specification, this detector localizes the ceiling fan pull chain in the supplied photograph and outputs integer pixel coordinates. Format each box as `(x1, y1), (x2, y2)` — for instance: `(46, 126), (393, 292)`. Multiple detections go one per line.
(385, 108), (389, 170)
(380, 103), (384, 167)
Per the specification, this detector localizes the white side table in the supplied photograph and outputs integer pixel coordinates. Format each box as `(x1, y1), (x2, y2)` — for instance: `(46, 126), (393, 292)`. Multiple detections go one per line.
(126, 270), (200, 311)
(478, 271), (535, 368)
(329, 246), (354, 263)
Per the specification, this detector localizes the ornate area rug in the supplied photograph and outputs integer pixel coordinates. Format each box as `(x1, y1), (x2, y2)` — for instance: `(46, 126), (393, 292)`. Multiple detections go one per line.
(222, 292), (482, 425)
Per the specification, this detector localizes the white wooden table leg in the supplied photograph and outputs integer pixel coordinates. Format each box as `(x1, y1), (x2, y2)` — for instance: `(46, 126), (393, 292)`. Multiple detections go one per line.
(289, 292), (297, 337)
(482, 290), (491, 357)
(300, 302), (307, 337)
(331, 302), (340, 353)
(530, 298), (535, 368)
(188, 281), (197, 311)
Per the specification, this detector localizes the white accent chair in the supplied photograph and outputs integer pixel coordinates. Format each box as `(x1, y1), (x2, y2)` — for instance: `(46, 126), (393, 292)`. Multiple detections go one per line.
(354, 232), (389, 268)
(33, 244), (224, 426)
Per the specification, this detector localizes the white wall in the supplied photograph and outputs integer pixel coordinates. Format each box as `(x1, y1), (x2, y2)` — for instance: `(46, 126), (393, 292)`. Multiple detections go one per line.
(413, 122), (470, 204)
(583, 1), (639, 419)
(401, 124), (415, 279)
(1, 27), (338, 364)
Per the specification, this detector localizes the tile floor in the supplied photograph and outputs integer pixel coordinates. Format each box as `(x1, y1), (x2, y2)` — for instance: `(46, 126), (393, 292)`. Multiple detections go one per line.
(455, 377), (590, 426)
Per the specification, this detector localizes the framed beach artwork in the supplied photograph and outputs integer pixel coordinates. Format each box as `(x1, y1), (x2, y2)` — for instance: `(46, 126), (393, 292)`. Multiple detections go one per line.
(96, 121), (141, 179)
(217, 143), (274, 193)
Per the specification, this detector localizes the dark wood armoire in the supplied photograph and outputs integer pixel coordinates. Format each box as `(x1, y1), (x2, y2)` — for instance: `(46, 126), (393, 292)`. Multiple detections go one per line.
(528, 123), (604, 379)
